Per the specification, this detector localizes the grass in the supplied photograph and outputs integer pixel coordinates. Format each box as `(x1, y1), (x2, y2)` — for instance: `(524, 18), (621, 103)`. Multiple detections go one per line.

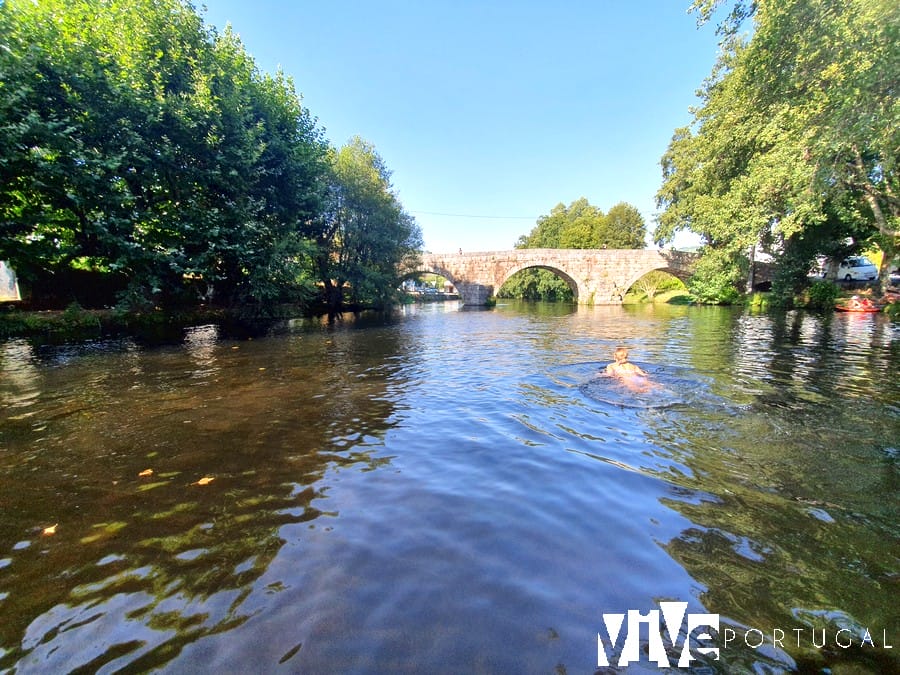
(622, 288), (694, 305)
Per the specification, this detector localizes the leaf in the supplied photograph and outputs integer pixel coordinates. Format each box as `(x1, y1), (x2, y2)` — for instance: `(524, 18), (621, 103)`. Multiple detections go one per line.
(42, 524), (58, 536)
(138, 468), (154, 477)
(193, 477), (215, 486)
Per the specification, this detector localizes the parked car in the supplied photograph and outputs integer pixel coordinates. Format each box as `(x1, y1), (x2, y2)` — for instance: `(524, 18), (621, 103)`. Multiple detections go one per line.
(837, 256), (878, 281)
(807, 265), (826, 279)
(889, 269), (900, 287)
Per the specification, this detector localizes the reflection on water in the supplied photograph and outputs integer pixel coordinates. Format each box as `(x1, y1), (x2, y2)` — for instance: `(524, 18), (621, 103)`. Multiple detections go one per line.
(1, 340), (41, 411)
(0, 302), (897, 672)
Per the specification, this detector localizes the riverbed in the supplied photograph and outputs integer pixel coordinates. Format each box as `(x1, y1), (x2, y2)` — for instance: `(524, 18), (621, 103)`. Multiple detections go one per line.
(1, 302), (897, 673)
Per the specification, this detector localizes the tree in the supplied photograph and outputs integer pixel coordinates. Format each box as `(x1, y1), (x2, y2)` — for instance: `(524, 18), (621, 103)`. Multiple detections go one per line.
(655, 0), (899, 301)
(203, 36), (328, 311)
(521, 197), (646, 251)
(603, 202), (647, 248)
(315, 137), (422, 313)
(0, 0), (328, 310)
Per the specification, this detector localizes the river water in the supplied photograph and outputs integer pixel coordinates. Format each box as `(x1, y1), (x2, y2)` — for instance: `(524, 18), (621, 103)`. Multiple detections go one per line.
(0, 302), (897, 674)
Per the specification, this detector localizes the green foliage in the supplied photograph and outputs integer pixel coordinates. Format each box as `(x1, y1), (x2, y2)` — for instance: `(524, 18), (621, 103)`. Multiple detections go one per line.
(603, 202), (647, 248)
(522, 198), (646, 250)
(0, 0), (415, 316)
(745, 292), (770, 310)
(687, 249), (743, 304)
(629, 271), (685, 301)
(315, 137), (422, 312)
(804, 280), (842, 310)
(665, 292), (696, 305)
(656, 0), (899, 298)
(498, 268), (574, 302)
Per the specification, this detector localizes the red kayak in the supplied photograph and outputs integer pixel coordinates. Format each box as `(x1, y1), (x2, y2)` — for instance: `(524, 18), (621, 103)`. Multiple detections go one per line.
(835, 302), (881, 313)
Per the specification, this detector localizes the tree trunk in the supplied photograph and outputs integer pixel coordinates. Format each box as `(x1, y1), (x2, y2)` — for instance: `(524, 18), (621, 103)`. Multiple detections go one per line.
(852, 147), (897, 239)
(314, 253), (343, 315)
(746, 244), (756, 294)
(850, 148), (898, 289)
(326, 282), (343, 315)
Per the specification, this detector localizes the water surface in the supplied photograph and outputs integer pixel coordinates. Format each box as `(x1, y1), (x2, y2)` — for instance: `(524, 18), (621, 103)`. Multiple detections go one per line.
(1, 302), (897, 673)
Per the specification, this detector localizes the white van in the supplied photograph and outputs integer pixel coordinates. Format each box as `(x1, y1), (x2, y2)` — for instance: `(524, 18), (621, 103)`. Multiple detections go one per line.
(837, 256), (878, 281)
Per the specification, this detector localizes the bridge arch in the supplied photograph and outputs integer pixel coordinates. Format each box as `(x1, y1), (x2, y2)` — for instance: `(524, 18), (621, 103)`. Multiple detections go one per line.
(403, 263), (461, 291)
(498, 263), (580, 301)
(621, 263), (692, 298)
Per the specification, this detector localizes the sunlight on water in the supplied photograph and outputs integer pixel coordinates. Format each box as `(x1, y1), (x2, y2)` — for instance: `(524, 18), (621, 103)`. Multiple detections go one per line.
(0, 303), (897, 673)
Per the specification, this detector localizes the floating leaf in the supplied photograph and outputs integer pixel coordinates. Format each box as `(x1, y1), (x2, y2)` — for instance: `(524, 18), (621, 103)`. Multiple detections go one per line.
(42, 524), (58, 536)
(193, 477), (215, 486)
(138, 468), (154, 477)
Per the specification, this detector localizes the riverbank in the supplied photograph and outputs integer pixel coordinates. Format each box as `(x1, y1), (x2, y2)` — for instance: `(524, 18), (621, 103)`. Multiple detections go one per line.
(0, 305), (239, 343)
(626, 285), (900, 317)
(0, 299), (444, 343)
(3, 290), (897, 344)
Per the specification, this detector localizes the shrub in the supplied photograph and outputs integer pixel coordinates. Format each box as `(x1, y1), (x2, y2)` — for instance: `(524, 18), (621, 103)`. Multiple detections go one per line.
(686, 250), (744, 304)
(805, 280), (841, 309)
(746, 292), (770, 310)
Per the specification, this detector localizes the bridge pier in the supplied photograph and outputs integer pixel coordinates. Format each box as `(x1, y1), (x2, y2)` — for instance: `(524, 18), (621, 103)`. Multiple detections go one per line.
(455, 282), (494, 306)
(576, 279), (629, 305)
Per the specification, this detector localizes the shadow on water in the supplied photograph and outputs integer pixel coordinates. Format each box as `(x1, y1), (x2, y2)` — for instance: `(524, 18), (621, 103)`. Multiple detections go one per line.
(0, 318), (410, 672)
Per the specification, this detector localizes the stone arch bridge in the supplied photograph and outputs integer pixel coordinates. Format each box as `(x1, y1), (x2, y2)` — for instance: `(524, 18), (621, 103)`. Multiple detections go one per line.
(406, 249), (699, 306)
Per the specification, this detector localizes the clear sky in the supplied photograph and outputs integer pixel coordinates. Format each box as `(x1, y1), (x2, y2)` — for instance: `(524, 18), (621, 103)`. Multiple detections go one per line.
(198, 1), (722, 253)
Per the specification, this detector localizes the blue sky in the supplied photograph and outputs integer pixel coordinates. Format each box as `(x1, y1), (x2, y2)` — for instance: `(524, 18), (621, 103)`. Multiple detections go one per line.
(199, 1), (722, 253)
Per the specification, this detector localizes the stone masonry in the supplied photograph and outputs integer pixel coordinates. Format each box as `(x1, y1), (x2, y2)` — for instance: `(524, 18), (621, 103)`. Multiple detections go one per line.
(413, 249), (698, 306)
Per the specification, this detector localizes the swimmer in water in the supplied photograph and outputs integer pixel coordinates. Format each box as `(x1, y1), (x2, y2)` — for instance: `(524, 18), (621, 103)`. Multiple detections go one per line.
(604, 347), (654, 391)
(605, 347), (647, 377)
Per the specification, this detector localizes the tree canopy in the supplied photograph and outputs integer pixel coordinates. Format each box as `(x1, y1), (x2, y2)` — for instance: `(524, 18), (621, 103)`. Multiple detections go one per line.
(518, 198), (646, 250)
(0, 0), (419, 313)
(655, 0), (899, 302)
(315, 137), (421, 313)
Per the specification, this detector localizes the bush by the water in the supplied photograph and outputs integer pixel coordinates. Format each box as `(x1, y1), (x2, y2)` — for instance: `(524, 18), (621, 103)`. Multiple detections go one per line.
(804, 280), (842, 309)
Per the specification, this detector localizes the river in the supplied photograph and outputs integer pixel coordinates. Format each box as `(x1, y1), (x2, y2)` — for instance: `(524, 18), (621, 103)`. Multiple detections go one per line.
(1, 301), (898, 673)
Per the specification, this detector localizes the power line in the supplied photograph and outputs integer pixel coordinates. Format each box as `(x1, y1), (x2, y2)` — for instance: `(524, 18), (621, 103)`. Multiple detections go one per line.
(410, 210), (537, 220)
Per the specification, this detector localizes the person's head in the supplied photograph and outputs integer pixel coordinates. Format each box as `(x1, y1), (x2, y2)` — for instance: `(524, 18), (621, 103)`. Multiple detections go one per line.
(614, 347), (629, 363)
